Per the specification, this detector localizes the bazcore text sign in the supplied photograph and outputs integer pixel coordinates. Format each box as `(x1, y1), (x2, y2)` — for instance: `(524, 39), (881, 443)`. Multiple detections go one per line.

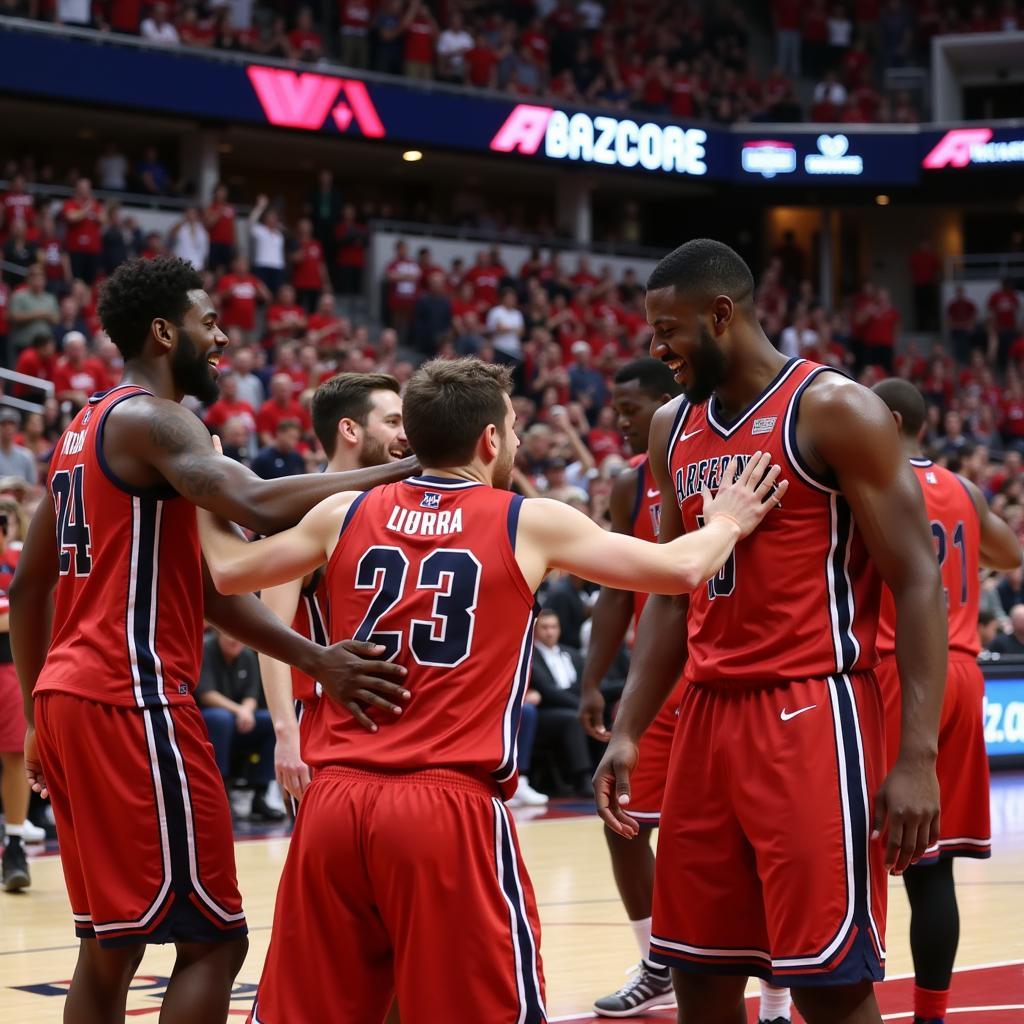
(923, 128), (1024, 169)
(491, 104), (708, 176)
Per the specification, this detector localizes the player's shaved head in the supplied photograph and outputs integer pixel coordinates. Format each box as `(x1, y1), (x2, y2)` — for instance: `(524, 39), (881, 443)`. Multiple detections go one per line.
(646, 239), (755, 307)
(872, 379), (927, 439)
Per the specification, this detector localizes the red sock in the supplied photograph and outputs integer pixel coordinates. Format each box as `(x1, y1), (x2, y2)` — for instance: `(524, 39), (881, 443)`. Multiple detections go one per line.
(914, 985), (950, 1021)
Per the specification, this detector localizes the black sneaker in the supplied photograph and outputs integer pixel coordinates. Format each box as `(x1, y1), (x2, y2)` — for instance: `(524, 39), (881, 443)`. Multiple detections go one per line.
(759, 1018), (792, 1024)
(250, 795), (286, 822)
(593, 961), (675, 1017)
(2, 838), (30, 892)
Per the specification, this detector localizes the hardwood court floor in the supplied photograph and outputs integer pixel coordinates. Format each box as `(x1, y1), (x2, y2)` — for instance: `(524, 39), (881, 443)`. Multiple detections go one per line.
(2, 773), (1023, 1022)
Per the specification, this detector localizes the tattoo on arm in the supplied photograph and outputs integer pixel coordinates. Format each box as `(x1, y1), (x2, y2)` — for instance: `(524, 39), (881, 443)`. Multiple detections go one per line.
(148, 408), (227, 498)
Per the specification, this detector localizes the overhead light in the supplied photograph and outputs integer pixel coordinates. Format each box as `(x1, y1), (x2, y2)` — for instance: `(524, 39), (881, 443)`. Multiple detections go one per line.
(875, 194), (891, 206)
(402, 150), (423, 163)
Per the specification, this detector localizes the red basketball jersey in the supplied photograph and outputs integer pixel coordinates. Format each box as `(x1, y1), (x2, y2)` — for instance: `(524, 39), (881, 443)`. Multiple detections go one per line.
(304, 476), (537, 797)
(290, 568), (329, 704)
(667, 359), (881, 685)
(630, 455), (661, 623)
(877, 459), (980, 659)
(36, 385), (204, 708)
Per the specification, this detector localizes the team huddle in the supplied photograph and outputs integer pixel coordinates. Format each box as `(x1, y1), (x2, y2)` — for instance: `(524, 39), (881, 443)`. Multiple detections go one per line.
(10, 240), (1010, 1024)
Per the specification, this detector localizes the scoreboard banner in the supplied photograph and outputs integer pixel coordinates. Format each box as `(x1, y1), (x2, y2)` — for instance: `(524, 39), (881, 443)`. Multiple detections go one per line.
(982, 666), (1024, 761)
(1, 27), (1022, 188)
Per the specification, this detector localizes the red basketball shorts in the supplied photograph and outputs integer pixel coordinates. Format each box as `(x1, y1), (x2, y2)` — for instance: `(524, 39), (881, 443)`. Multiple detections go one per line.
(0, 663), (27, 752)
(877, 653), (991, 863)
(35, 692), (246, 947)
(249, 766), (546, 1024)
(627, 679), (685, 826)
(650, 673), (887, 986)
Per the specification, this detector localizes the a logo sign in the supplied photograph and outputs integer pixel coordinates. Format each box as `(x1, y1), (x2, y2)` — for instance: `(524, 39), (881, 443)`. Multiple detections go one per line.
(246, 66), (385, 136)
(751, 416), (777, 435)
(804, 134), (863, 176)
(420, 491), (441, 509)
(491, 105), (707, 176)
(923, 127), (1024, 169)
(741, 140), (796, 179)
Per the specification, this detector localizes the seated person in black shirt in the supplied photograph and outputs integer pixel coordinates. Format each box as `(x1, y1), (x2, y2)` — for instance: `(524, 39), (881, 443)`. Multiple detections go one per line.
(251, 418), (306, 479)
(196, 630), (284, 821)
(988, 603), (1024, 657)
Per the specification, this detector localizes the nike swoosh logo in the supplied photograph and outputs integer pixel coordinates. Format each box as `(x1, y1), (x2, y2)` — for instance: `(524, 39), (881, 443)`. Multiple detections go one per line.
(647, 488), (660, 498)
(780, 705), (816, 721)
(679, 428), (702, 442)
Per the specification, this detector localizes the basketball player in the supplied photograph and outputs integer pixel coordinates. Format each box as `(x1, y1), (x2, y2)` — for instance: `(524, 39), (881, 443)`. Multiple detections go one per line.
(196, 357), (787, 1024)
(595, 240), (947, 1024)
(579, 358), (792, 1024)
(258, 373), (408, 805)
(872, 380), (1021, 1024)
(9, 257), (415, 1024)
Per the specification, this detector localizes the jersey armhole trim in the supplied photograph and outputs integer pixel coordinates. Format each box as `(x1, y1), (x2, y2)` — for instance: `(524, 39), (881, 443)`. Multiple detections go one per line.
(665, 400), (691, 480)
(95, 392), (180, 500)
(339, 489), (370, 539)
(506, 493), (525, 552)
(631, 462), (645, 527)
(782, 367), (841, 495)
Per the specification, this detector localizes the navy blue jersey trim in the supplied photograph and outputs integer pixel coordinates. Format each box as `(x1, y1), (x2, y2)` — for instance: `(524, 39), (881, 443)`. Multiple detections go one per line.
(782, 366), (841, 495)
(95, 390), (179, 500)
(506, 493), (525, 552)
(339, 489), (370, 537)
(631, 462), (645, 528)
(706, 358), (800, 439)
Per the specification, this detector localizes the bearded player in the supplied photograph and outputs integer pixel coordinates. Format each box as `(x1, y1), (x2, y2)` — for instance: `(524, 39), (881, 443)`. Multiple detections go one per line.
(596, 240), (946, 1024)
(259, 373), (408, 805)
(873, 379), (1020, 1024)
(197, 358), (787, 1023)
(10, 257), (414, 1024)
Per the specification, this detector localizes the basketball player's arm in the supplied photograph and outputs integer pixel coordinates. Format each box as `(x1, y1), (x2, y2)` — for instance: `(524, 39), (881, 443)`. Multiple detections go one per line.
(198, 491), (351, 593)
(258, 578), (312, 800)
(519, 452), (783, 595)
(578, 467), (640, 741)
(806, 378), (946, 874)
(961, 477), (1022, 570)
(200, 564), (409, 732)
(593, 404), (694, 837)
(122, 399), (418, 534)
(9, 496), (58, 798)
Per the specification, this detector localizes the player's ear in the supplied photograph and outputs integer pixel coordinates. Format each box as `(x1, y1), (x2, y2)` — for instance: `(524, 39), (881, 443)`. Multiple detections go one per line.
(338, 417), (360, 446)
(151, 317), (174, 353)
(710, 295), (733, 335)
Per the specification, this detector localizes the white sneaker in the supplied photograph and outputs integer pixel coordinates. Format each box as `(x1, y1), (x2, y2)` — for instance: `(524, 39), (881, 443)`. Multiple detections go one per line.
(507, 777), (549, 807)
(12, 820), (46, 844)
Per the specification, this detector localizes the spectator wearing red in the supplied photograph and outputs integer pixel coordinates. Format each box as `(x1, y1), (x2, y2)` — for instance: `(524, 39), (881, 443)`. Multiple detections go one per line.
(12, 335), (56, 398)
(177, 5), (215, 47)
(289, 218), (330, 313)
(465, 249), (505, 308)
(288, 5), (323, 62)
(256, 373), (313, 445)
(947, 286), (980, 362)
(216, 255), (270, 343)
(52, 332), (107, 408)
(909, 239), (941, 332)
(587, 406), (624, 467)
(774, 0), (802, 75)
(385, 239), (422, 339)
(339, 0), (373, 68)
(1001, 380), (1024, 447)
(61, 178), (104, 285)
(521, 17), (550, 68)
(333, 204), (368, 296)
(34, 213), (71, 293)
(308, 294), (349, 349)
(466, 31), (499, 88)
(638, 55), (670, 113)
(204, 183), (237, 274)
(669, 60), (698, 118)
(570, 256), (600, 291)
(802, 0), (830, 78)
(266, 284), (309, 351)
(988, 279), (1021, 362)
(204, 372), (257, 436)
(103, 0), (144, 34)
(0, 174), (35, 239)
(404, 0), (438, 80)
(863, 286), (900, 372)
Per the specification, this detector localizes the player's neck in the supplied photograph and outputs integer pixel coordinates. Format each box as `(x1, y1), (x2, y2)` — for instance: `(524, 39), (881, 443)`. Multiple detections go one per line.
(420, 464), (489, 486)
(121, 362), (181, 403)
(713, 340), (788, 421)
(901, 439), (925, 461)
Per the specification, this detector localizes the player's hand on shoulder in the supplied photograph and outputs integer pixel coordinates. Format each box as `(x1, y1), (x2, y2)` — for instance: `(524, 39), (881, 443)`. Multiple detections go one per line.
(315, 639), (411, 732)
(701, 450), (788, 539)
(593, 738), (640, 839)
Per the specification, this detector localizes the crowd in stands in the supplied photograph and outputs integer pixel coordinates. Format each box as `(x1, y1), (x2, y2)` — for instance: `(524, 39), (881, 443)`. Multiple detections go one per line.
(2, 163), (1024, 807)
(7, 1), (1022, 125)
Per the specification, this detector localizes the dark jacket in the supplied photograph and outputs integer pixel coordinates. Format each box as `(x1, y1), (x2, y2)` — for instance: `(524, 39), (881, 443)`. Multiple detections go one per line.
(530, 643), (585, 710)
